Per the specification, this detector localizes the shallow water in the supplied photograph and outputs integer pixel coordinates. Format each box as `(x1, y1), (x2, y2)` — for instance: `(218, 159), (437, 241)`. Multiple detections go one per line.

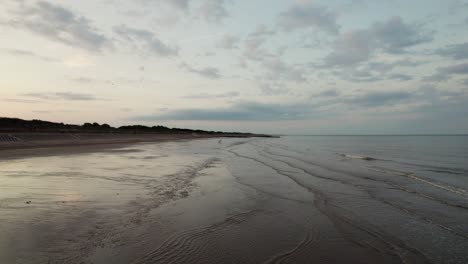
(1, 136), (467, 263)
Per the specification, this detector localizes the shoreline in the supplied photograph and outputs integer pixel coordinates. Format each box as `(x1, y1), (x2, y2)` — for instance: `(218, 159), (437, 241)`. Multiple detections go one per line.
(0, 133), (262, 160)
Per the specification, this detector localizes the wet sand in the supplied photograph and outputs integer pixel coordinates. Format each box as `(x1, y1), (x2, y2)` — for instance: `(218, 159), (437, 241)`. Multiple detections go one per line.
(0, 133), (253, 160)
(1, 136), (467, 263)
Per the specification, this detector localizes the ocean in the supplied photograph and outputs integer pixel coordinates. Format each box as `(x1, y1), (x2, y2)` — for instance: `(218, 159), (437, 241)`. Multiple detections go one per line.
(1, 136), (467, 263)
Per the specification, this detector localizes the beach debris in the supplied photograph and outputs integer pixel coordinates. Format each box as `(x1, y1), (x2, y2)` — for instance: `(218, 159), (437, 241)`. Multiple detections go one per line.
(25, 200), (31, 204)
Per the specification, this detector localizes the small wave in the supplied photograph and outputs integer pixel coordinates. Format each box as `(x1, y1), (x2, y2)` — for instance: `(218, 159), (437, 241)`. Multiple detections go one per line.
(108, 148), (144, 153)
(337, 153), (378, 161)
(380, 159), (468, 175)
(426, 169), (463, 175)
(226, 140), (249, 149)
(368, 167), (467, 196)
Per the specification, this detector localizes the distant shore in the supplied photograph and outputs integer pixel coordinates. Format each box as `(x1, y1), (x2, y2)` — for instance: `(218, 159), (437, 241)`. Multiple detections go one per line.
(0, 132), (274, 160)
(0, 117), (275, 159)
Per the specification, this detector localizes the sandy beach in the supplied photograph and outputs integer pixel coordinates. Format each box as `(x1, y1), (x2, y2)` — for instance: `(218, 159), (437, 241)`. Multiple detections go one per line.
(0, 132), (259, 160)
(1, 135), (467, 264)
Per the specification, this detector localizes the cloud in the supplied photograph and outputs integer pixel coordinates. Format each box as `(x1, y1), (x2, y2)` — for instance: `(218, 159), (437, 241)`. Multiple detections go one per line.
(241, 25), (278, 61)
(418, 84), (467, 100)
(68, 76), (100, 84)
(243, 36), (271, 61)
(131, 0), (192, 25)
(130, 87), (463, 124)
(120, 0), (192, 15)
(114, 25), (178, 57)
(199, 51), (216, 57)
(316, 58), (423, 84)
(181, 91), (239, 99)
(250, 90), (453, 120)
(132, 101), (312, 121)
(346, 91), (413, 107)
(243, 24), (287, 62)
(198, 0), (229, 23)
(388, 73), (413, 81)
(448, 0), (468, 14)
(141, 0), (192, 11)
(32, 109), (76, 114)
(318, 89), (339, 97)
(249, 24), (276, 37)
(339, 69), (385, 83)
(372, 16), (432, 54)
(1, 48), (57, 61)
(261, 58), (306, 82)
(422, 74), (447, 83)
(124, 0), (228, 23)
(120, 107), (133, 112)
(165, 0), (191, 10)
(411, 85), (468, 125)
(366, 59), (426, 73)
(3, 48), (37, 57)
(242, 26), (306, 91)
(335, 67), (415, 83)
(329, 59), (424, 83)
(423, 63), (468, 82)
(3, 98), (42, 104)
(435, 42), (468, 60)
(323, 17), (432, 67)
(278, 2), (339, 34)
(4, 1), (111, 52)
(22, 92), (99, 101)
(259, 82), (288, 95)
(180, 63), (222, 79)
(217, 34), (240, 49)
(324, 29), (373, 66)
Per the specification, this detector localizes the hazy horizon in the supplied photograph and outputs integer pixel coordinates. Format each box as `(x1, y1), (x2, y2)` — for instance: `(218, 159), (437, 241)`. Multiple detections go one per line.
(1, 0), (468, 134)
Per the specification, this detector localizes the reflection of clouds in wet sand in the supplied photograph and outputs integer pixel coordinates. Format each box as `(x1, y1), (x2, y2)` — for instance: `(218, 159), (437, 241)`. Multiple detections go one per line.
(0, 138), (247, 263)
(1, 136), (467, 263)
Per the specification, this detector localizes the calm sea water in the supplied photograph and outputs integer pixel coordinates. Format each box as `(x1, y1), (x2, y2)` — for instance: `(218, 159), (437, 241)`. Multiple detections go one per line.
(225, 135), (468, 263)
(279, 135), (468, 190)
(1, 136), (467, 263)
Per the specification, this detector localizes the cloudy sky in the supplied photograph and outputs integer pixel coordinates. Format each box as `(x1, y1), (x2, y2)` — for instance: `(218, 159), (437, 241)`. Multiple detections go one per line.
(1, 0), (468, 134)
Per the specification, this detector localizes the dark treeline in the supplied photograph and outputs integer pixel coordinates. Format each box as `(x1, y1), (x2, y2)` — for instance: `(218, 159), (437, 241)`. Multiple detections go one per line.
(0, 117), (270, 137)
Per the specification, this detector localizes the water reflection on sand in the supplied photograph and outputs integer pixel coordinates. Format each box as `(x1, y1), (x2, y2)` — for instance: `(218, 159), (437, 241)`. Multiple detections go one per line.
(1, 137), (468, 264)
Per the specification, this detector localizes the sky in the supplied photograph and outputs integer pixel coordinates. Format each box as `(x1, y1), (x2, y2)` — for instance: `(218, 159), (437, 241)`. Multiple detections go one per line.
(1, 0), (468, 134)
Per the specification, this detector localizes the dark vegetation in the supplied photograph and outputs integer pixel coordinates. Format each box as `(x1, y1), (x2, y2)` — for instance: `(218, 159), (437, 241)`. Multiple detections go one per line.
(0, 117), (272, 137)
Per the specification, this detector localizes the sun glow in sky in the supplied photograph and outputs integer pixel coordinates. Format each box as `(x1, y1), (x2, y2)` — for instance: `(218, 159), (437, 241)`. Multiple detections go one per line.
(1, 0), (468, 134)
